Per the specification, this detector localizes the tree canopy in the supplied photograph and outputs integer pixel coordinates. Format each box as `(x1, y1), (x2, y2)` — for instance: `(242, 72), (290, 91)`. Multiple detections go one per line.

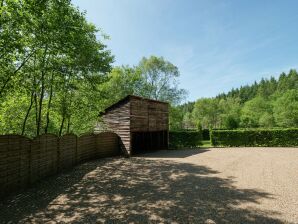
(99, 56), (187, 107)
(0, 2), (186, 136)
(172, 70), (298, 130)
(0, 0), (114, 136)
(1, 1), (297, 135)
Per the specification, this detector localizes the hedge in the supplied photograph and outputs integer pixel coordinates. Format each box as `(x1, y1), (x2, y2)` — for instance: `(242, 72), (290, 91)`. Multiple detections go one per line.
(210, 128), (298, 147)
(169, 131), (202, 149)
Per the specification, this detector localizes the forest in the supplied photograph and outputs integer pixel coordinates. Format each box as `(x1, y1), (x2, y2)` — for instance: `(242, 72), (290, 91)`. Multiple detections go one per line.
(0, 0), (297, 137)
(172, 70), (298, 130)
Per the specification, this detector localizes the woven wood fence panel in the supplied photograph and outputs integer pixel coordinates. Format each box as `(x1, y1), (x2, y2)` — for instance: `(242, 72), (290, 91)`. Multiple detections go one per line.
(77, 134), (96, 163)
(96, 132), (120, 157)
(0, 135), (31, 196)
(0, 132), (119, 198)
(59, 134), (77, 170)
(31, 134), (59, 184)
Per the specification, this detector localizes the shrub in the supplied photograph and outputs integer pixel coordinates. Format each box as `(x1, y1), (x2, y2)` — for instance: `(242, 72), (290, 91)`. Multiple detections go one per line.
(210, 128), (298, 147)
(169, 131), (202, 149)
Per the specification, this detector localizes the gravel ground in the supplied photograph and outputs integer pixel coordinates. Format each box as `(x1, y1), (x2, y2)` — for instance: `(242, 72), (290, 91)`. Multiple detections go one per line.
(0, 147), (297, 224)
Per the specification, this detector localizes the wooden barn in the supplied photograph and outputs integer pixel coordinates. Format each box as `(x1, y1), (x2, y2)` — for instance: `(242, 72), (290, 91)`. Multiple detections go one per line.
(100, 95), (169, 156)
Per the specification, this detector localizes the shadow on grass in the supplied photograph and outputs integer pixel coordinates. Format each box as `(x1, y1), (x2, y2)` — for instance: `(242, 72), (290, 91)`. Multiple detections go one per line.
(0, 157), (286, 223)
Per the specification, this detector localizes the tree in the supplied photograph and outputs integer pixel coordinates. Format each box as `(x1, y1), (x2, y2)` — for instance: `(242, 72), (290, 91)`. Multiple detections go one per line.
(273, 89), (298, 127)
(192, 98), (220, 129)
(0, 0), (36, 98)
(259, 112), (275, 128)
(218, 98), (241, 129)
(169, 106), (184, 130)
(138, 56), (187, 105)
(240, 96), (273, 128)
(0, 0), (113, 136)
(167, 69), (298, 130)
(182, 112), (196, 129)
(223, 116), (238, 129)
(99, 66), (143, 107)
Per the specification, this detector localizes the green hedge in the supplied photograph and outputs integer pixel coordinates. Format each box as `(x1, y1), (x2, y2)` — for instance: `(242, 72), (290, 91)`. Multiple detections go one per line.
(169, 131), (202, 149)
(210, 128), (298, 147)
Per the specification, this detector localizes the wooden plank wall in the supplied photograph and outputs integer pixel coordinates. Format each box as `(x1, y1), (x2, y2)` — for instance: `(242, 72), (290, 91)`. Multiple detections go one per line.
(103, 100), (131, 155)
(130, 98), (149, 132)
(0, 132), (120, 198)
(148, 101), (168, 131)
(102, 96), (169, 155)
(130, 98), (169, 132)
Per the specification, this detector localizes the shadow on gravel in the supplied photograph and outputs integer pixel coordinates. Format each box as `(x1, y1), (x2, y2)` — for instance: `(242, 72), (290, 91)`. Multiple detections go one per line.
(0, 157), (285, 224)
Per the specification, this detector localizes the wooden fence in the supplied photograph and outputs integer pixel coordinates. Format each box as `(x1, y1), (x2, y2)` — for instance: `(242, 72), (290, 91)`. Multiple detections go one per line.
(0, 132), (120, 198)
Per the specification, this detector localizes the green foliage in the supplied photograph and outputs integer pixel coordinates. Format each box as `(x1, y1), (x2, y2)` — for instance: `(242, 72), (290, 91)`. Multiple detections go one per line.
(192, 98), (220, 129)
(259, 112), (275, 128)
(224, 116), (239, 129)
(1, 0), (297, 138)
(240, 96), (272, 128)
(169, 131), (202, 149)
(138, 56), (187, 105)
(196, 121), (203, 131)
(0, 0), (114, 137)
(210, 129), (298, 147)
(100, 57), (187, 110)
(182, 112), (195, 130)
(169, 106), (184, 130)
(219, 98), (241, 129)
(273, 89), (298, 127)
(0, 1), (186, 137)
(173, 70), (298, 130)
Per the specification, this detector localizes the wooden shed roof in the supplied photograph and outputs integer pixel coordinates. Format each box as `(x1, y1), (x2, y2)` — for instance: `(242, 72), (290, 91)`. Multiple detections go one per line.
(100, 95), (168, 116)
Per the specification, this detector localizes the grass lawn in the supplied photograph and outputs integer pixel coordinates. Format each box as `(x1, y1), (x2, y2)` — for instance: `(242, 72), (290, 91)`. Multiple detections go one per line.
(201, 140), (212, 148)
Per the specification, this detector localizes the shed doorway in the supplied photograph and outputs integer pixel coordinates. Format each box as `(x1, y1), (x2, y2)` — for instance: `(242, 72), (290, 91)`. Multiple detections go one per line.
(131, 131), (168, 155)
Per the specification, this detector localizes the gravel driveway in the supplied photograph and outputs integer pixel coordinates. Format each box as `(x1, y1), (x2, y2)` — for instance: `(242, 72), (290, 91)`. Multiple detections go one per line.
(0, 147), (297, 224)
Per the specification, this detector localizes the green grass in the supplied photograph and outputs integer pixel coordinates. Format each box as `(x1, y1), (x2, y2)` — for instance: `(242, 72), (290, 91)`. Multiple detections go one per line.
(201, 140), (212, 148)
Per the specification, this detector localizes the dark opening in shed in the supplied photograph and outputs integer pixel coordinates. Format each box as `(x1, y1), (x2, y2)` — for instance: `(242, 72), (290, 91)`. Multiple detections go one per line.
(100, 95), (169, 156)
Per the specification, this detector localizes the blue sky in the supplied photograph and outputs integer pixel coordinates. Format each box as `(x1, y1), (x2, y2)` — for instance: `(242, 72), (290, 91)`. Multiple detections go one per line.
(72, 0), (298, 102)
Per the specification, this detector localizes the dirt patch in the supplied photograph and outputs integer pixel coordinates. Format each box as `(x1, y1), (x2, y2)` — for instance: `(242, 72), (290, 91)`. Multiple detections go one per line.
(0, 148), (297, 223)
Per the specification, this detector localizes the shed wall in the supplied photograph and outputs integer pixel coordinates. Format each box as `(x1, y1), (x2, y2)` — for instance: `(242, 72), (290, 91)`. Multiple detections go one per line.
(130, 98), (168, 132)
(102, 100), (131, 155)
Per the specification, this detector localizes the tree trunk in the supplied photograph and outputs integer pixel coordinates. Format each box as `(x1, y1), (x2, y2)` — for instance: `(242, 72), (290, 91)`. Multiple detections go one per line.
(36, 77), (44, 136)
(36, 46), (48, 136)
(59, 116), (65, 137)
(21, 91), (34, 135)
(44, 73), (54, 133)
(67, 116), (71, 134)
(34, 92), (39, 136)
(0, 49), (36, 98)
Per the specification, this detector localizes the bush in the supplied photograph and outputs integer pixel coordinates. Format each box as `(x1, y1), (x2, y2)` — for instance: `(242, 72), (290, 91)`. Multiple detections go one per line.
(210, 128), (298, 147)
(169, 131), (202, 149)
